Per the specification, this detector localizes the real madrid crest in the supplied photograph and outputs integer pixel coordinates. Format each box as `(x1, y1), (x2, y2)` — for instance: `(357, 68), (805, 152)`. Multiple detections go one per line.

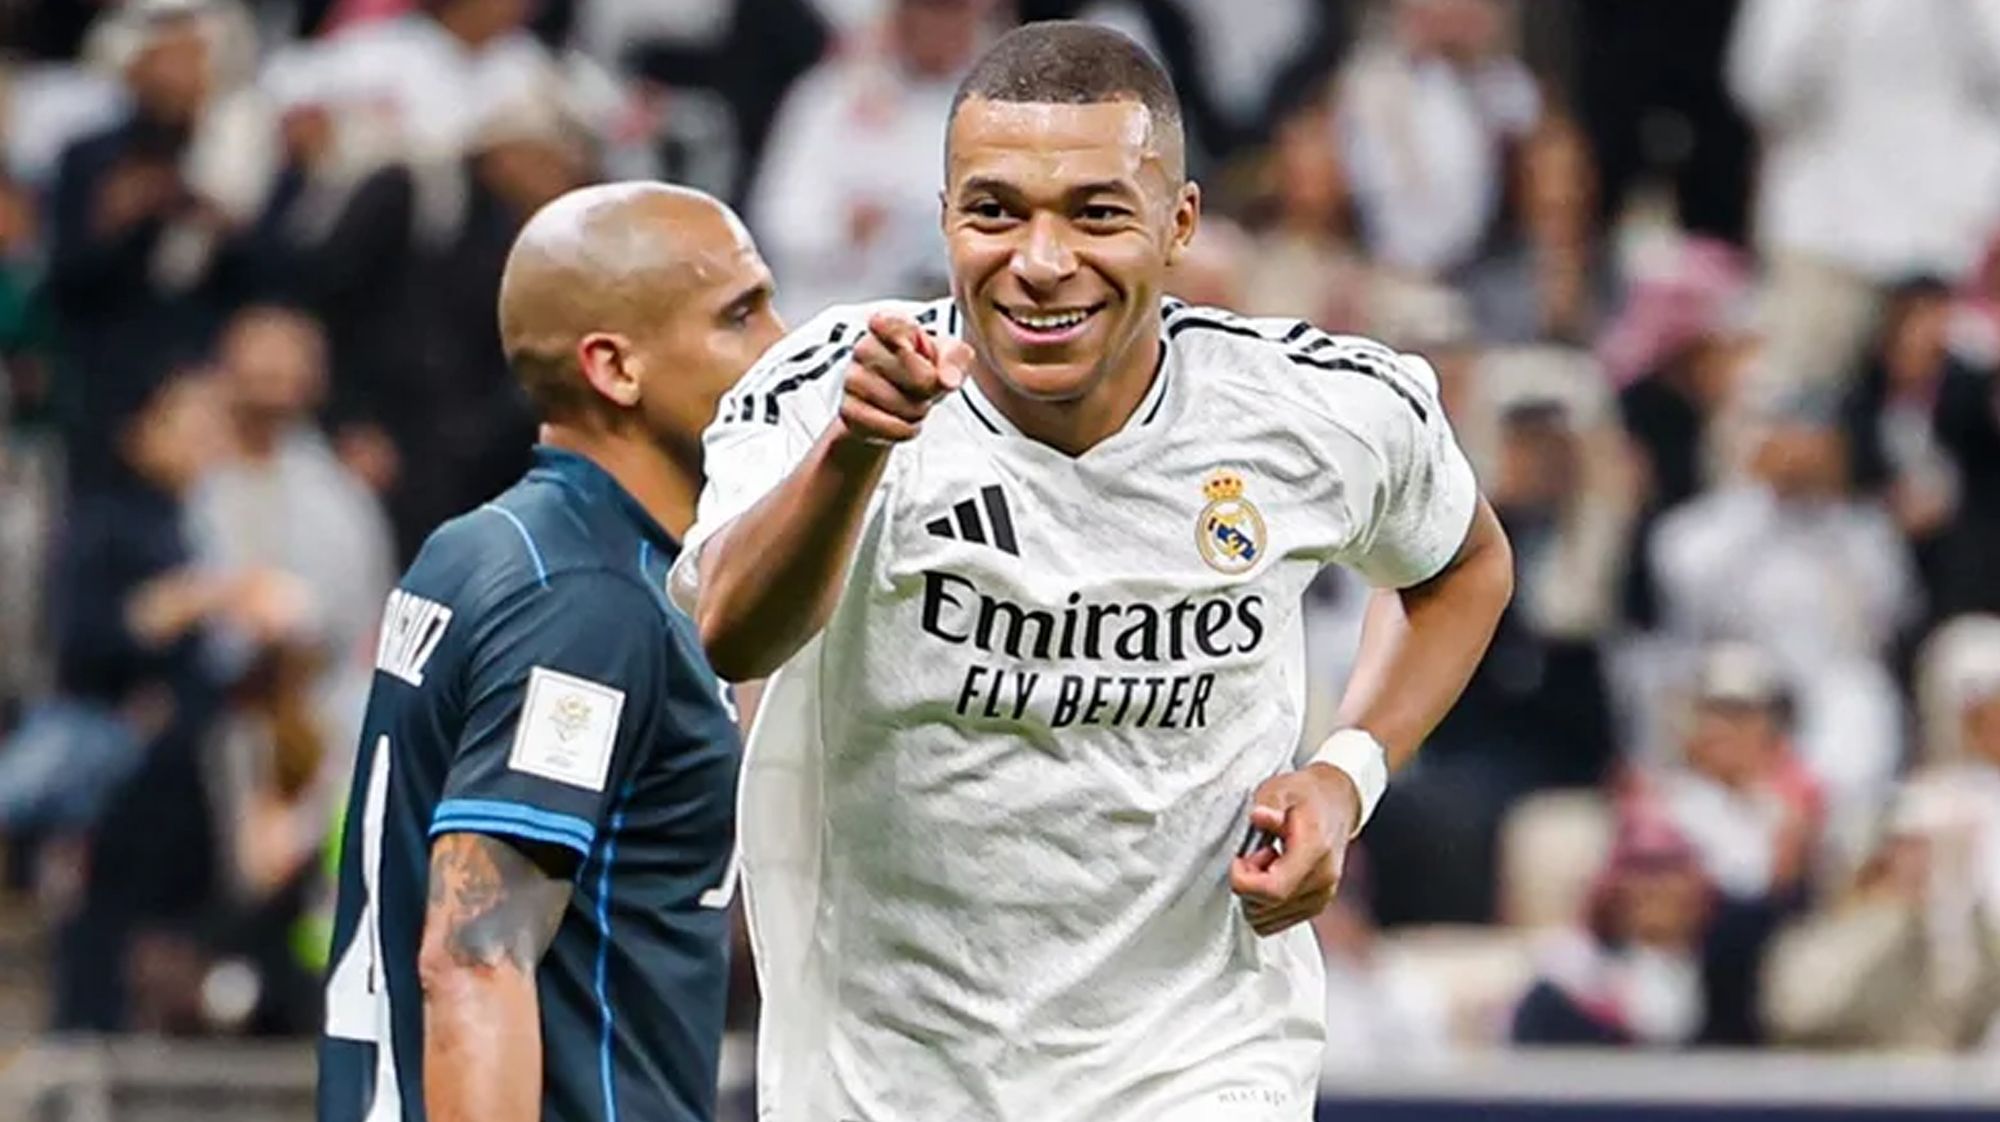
(1196, 468), (1266, 574)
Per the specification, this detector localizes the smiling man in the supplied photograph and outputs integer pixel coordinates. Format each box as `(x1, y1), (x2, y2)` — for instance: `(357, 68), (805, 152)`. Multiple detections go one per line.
(673, 21), (1513, 1122)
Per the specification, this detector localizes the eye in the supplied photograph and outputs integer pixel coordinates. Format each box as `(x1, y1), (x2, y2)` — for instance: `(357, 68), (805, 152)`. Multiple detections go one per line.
(965, 199), (1010, 223)
(720, 294), (766, 330)
(1078, 204), (1130, 224)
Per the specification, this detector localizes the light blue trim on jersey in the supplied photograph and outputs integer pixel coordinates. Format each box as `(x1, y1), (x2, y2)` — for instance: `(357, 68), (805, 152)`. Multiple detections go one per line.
(428, 815), (594, 858)
(429, 798), (595, 855)
(483, 503), (550, 588)
(594, 784), (634, 1122)
(636, 541), (677, 617)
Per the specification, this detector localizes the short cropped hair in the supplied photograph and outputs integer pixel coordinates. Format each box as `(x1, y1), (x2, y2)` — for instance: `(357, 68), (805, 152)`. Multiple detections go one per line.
(510, 348), (598, 425)
(950, 21), (1185, 176)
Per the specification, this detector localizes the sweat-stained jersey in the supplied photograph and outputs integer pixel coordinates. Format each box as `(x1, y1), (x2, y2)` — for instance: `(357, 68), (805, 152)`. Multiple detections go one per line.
(669, 298), (1479, 1122)
(317, 446), (741, 1122)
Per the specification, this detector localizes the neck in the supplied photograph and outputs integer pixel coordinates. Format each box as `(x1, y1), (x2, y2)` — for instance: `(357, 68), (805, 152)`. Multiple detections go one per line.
(538, 423), (700, 539)
(974, 324), (1164, 457)
(234, 413), (283, 460)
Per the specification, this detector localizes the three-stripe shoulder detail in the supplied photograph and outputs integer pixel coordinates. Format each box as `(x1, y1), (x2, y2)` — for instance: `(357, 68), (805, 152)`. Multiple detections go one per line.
(723, 304), (951, 427)
(724, 320), (856, 426)
(1163, 307), (1431, 422)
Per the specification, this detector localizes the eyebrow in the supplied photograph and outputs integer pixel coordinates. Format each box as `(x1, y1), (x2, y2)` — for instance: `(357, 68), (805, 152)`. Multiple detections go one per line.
(718, 278), (773, 315)
(956, 176), (1141, 205)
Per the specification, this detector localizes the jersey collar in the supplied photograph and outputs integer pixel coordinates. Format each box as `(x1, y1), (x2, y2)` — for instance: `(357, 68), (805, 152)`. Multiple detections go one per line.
(527, 444), (681, 558)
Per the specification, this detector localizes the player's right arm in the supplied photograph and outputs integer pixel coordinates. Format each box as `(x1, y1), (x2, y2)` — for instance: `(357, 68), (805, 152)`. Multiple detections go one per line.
(683, 311), (969, 681)
(417, 833), (569, 1122)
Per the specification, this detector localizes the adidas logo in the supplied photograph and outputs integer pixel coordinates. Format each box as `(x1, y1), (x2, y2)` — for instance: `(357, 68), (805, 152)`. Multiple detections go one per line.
(925, 485), (1019, 556)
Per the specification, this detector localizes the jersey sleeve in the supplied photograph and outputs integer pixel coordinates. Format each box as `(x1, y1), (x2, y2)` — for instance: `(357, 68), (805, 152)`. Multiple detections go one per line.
(429, 572), (667, 865)
(668, 305), (862, 615)
(1299, 339), (1481, 589)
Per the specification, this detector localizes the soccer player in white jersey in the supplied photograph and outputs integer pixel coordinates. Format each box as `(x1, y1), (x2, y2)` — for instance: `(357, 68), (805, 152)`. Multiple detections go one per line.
(670, 21), (1514, 1122)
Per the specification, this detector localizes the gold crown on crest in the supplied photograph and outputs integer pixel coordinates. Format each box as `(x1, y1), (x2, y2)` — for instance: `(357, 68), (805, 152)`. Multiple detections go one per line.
(1202, 470), (1245, 503)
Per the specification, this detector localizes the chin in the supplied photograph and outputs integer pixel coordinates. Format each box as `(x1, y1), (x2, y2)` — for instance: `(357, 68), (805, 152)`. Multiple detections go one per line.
(991, 357), (1103, 403)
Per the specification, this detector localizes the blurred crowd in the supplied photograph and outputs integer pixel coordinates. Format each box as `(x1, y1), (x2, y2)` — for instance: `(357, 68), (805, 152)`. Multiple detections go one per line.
(1, 0), (1999, 1067)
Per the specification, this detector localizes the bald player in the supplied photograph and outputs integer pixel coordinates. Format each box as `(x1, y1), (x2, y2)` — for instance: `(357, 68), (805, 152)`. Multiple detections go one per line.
(316, 183), (783, 1122)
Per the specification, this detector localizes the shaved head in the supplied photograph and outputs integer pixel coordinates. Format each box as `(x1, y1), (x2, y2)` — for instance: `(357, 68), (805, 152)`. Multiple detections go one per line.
(499, 182), (767, 425)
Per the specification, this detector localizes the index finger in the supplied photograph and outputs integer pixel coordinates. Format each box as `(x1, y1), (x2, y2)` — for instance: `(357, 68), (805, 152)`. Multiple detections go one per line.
(900, 327), (963, 390)
(865, 315), (957, 400)
(868, 312), (923, 355)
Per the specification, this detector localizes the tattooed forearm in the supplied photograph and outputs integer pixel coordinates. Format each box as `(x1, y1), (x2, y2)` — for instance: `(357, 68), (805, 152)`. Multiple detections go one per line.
(425, 834), (572, 972)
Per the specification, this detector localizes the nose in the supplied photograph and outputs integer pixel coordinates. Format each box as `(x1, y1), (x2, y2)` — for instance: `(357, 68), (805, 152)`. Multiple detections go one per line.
(1010, 213), (1078, 293)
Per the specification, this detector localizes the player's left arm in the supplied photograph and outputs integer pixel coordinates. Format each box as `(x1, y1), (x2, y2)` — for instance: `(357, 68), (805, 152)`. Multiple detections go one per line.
(1329, 498), (1513, 772)
(418, 572), (674, 1108)
(1233, 349), (1514, 936)
(418, 832), (572, 1122)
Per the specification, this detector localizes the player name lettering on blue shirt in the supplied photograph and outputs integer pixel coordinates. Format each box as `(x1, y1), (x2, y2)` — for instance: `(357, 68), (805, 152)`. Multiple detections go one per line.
(375, 588), (453, 686)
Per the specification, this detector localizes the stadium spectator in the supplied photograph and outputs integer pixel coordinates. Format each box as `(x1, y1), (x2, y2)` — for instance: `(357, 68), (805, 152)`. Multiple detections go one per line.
(360, 88), (590, 554)
(1762, 788), (2000, 1051)
(250, 111), (421, 502)
(1024, 0), (1351, 171)
(1600, 237), (1756, 629)
(1237, 100), (1374, 333)
(1333, 0), (1540, 283)
(261, 0), (556, 176)
(41, 370), (237, 1030)
(1622, 642), (1823, 1044)
(1842, 280), (1975, 617)
(751, 0), (1003, 319)
(0, 374), (228, 845)
(1508, 115), (1599, 343)
(47, 0), (282, 489)
(188, 306), (395, 787)
(1649, 389), (1916, 857)
(271, 84), (585, 559)
(1362, 339), (1626, 928)
(1861, 271), (2000, 623)
(1510, 815), (1714, 1048)
(1629, 644), (1820, 905)
(608, 0), (832, 205)
(1764, 617), (2000, 1050)
(1465, 346), (1633, 788)
(1727, 0), (2000, 404)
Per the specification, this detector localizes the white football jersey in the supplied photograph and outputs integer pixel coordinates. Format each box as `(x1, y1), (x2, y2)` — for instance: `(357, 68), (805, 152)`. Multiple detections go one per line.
(671, 297), (1479, 1122)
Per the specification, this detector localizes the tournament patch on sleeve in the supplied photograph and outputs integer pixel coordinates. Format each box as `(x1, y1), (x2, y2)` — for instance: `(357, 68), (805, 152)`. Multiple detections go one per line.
(506, 666), (626, 792)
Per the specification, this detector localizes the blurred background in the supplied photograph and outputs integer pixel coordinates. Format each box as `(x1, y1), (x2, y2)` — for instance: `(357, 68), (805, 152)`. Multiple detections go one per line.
(2, 0), (2000, 1118)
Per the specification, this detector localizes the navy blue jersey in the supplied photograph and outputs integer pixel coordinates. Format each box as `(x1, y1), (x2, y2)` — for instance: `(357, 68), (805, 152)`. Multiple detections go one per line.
(316, 446), (741, 1122)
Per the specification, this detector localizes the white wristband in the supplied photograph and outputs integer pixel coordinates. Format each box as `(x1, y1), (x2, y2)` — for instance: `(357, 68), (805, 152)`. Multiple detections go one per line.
(1309, 728), (1389, 836)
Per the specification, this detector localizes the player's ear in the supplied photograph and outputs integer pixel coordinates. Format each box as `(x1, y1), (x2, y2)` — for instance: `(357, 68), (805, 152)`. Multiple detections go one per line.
(1164, 181), (1201, 267)
(577, 332), (642, 408)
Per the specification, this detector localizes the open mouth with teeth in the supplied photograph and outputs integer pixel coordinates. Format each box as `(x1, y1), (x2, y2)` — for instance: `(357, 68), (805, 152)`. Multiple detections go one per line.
(998, 302), (1106, 345)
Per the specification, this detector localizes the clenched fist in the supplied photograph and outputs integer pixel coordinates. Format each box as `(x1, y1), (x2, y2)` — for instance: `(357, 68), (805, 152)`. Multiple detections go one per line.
(835, 312), (974, 446)
(1230, 763), (1362, 936)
